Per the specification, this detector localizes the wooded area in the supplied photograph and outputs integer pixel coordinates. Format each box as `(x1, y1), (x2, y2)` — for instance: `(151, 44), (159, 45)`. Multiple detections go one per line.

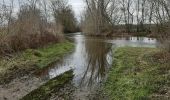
(80, 0), (170, 52)
(0, 0), (170, 52)
(0, 0), (77, 56)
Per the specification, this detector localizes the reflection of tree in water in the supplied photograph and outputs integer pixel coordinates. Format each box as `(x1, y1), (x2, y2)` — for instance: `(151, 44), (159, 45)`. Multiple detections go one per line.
(80, 39), (112, 87)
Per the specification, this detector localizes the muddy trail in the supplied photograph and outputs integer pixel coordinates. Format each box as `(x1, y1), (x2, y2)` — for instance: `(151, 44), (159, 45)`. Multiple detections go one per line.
(0, 33), (158, 100)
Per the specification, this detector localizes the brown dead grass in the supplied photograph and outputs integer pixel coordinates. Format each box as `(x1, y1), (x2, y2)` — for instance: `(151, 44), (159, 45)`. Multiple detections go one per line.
(0, 31), (64, 56)
(152, 51), (170, 64)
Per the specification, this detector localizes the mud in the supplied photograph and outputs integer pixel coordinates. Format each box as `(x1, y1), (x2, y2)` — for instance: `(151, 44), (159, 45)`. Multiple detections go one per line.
(0, 75), (45, 100)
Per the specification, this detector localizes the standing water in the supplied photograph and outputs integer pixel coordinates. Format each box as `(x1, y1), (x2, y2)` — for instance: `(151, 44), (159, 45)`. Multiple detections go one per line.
(37, 32), (158, 99)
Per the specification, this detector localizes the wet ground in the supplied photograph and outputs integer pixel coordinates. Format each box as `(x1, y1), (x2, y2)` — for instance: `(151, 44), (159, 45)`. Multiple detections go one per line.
(0, 33), (159, 100)
(0, 75), (44, 100)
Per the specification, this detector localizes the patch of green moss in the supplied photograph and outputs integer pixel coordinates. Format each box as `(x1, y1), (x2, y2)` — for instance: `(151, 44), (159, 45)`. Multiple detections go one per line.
(21, 70), (74, 100)
(104, 47), (170, 100)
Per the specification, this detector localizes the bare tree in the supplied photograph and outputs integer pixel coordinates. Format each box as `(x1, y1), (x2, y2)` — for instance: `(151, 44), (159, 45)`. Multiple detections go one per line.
(7, 0), (14, 34)
(153, 0), (170, 52)
(82, 0), (116, 35)
(51, 0), (77, 33)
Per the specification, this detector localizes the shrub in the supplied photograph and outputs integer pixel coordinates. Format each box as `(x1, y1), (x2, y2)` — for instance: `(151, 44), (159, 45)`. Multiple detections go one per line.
(0, 32), (63, 56)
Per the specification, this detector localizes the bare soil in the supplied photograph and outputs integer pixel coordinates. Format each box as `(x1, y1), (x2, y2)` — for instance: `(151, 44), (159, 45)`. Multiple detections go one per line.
(0, 75), (45, 100)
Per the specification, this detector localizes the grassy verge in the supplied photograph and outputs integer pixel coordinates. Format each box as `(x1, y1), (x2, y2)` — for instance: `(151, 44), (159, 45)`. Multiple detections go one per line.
(21, 70), (74, 100)
(0, 41), (74, 84)
(24, 41), (74, 68)
(104, 47), (170, 100)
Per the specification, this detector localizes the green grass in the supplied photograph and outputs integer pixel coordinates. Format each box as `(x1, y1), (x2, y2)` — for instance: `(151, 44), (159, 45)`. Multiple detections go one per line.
(104, 47), (170, 100)
(0, 41), (74, 83)
(21, 70), (74, 100)
(23, 41), (74, 68)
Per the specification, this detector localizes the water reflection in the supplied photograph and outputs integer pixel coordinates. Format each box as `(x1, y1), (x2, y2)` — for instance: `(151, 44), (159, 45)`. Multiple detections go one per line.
(107, 36), (158, 47)
(37, 33), (158, 89)
(79, 39), (112, 87)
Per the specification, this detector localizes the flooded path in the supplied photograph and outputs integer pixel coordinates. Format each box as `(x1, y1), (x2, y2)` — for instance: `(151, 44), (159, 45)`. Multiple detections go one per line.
(0, 33), (159, 100)
(37, 33), (159, 99)
(0, 32), (159, 100)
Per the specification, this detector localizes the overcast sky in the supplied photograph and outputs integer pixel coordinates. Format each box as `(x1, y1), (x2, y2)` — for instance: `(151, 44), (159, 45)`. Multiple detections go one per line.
(1, 0), (85, 20)
(69, 0), (85, 18)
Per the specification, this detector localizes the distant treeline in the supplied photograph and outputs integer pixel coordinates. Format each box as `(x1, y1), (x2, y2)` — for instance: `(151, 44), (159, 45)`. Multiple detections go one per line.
(81, 0), (170, 36)
(80, 0), (170, 52)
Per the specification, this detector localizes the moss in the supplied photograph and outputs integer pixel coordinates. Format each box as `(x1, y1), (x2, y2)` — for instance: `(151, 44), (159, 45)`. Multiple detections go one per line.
(104, 47), (170, 100)
(0, 41), (74, 84)
(21, 70), (74, 100)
